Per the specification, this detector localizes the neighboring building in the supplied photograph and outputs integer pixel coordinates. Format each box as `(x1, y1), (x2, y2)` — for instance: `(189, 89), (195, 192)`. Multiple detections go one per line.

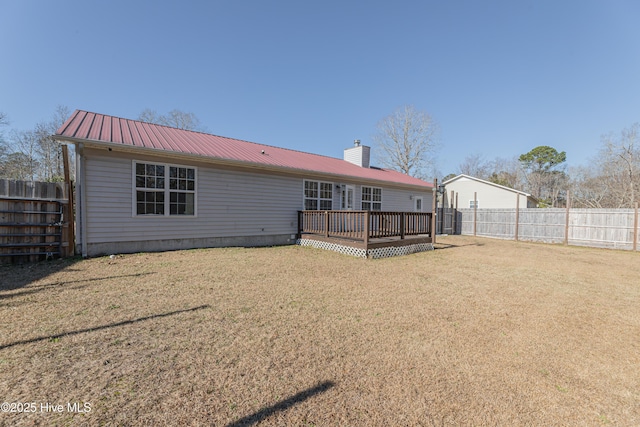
(442, 174), (537, 209)
(54, 110), (434, 257)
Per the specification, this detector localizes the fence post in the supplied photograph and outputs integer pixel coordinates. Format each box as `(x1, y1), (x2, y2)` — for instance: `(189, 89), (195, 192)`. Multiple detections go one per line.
(473, 192), (477, 236)
(564, 191), (571, 245)
(62, 144), (75, 257)
(431, 180), (437, 244)
(455, 192), (459, 234)
(634, 202), (638, 251)
(515, 194), (520, 241)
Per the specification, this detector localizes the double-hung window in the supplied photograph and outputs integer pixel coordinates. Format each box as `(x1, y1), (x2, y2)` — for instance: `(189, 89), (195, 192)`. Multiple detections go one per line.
(304, 180), (333, 210)
(135, 161), (196, 216)
(361, 186), (382, 211)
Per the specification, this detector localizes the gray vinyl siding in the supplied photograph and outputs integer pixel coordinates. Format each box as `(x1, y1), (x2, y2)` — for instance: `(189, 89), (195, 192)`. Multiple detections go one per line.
(83, 150), (300, 244)
(380, 188), (432, 211)
(80, 149), (434, 253)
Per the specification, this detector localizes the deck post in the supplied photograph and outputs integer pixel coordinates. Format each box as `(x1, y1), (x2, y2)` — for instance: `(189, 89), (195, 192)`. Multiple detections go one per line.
(363, 210), (370, 248)
(324, 211), (329, 238)
(297, 211), (303, 239)
(400, 212), (405, 239)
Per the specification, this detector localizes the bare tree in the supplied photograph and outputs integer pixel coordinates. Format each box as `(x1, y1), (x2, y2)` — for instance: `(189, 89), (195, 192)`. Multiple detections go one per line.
(487, 157), (526, 190)
(8, 129), (40, 180)
(457, 153), (492, 179)
(570, 165), (609, 208)
(454, 154), (525, 190)
(596, 124), (638, 207)
(0, 111), (8, 130)
(0, 106), (71, 181)
(570, 123), (639, 208)
(372, 105), (439, 179)
(0, 112), (9, 176)
(33, 106), (70, 181)
(138, 108), (203, 131)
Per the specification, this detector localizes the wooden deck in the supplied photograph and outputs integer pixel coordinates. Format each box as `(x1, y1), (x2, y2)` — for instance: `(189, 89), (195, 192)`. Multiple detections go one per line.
(297, 210), (434, 258)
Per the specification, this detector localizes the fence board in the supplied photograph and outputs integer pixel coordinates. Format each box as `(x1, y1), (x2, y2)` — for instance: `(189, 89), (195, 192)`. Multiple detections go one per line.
(0, 179), (69, 263)
(458, 208), (639, 251)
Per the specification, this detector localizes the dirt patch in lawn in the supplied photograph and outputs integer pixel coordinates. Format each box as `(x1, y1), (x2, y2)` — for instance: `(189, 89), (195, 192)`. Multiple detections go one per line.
(1, 236), (639, 426)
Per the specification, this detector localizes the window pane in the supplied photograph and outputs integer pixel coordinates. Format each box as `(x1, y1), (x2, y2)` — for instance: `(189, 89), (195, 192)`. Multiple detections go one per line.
(136, 163), (194, 216)
(320, 200), (332, 210)
(185, 193), (194, 214)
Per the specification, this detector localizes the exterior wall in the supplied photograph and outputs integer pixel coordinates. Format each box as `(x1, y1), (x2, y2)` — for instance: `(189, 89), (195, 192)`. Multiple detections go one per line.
(81, 148), (301, 256)
(444, 177), (529, 209)
(78, 148), (433, 256)
(333, 183), (432, 212)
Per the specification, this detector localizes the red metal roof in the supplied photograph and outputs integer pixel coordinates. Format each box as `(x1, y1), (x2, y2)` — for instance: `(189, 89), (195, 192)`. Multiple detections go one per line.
(55, 110), (433, 189)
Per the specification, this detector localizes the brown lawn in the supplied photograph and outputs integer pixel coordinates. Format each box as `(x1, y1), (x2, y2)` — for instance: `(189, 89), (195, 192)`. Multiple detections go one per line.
(1, 235), (639, 426)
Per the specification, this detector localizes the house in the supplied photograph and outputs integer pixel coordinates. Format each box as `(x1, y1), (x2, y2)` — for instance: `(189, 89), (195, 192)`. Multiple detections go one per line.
(54, 110), (435, 258)
(442, 174), (537, 209)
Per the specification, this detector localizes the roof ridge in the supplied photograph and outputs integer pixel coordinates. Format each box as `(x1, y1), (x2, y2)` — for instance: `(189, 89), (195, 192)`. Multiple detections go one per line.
(73, 109), (357, 164)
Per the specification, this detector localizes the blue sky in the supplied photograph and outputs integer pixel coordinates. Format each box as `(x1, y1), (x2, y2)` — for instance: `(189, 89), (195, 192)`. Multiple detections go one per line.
(1, 0), (639, 177)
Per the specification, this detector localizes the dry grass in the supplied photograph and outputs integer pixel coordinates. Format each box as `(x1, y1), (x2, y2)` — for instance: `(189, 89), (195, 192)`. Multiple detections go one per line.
(1, 235), (639, 426)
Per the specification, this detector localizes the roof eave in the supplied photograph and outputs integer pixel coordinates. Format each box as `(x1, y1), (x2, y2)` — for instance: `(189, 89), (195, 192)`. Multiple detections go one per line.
(55, 136), (433, 191)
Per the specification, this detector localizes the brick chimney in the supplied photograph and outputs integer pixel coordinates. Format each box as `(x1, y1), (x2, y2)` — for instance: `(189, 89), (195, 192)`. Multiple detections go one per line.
(343, 140), (370, 168)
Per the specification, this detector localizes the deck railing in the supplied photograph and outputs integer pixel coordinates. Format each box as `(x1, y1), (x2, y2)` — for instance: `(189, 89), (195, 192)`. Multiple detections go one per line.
(298, 210), (433, 244)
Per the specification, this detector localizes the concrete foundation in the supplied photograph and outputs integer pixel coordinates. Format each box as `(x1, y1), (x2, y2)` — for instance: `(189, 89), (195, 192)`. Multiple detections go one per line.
(84, 234), (295, 257)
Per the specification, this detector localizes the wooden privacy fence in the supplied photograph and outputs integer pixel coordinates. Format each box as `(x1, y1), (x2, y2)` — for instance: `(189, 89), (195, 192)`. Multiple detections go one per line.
(0, 179), (73, 263)
(458, 206), (640, 251)
(298, 210), (433, 245)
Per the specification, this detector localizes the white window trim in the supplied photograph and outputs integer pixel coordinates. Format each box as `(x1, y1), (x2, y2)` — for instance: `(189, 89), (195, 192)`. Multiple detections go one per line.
(303, 179), (334, 210)
(413, 196), (424, 212)
(469, 199), (479, 209)
(132, 160), (198, 218)
(361, 186), (382, 211)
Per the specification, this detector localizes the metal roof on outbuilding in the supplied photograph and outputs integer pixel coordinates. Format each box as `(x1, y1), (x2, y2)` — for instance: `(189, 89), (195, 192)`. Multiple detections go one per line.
(55, 110), (434, 189)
